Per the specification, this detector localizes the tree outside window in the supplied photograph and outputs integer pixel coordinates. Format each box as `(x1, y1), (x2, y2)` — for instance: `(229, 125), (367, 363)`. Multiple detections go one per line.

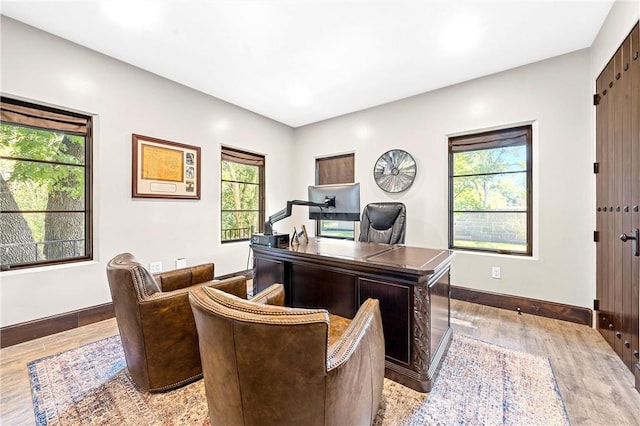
(0, 98), (92, 270)
(220, 147), (264, 243)
(449, 126), (532, 255)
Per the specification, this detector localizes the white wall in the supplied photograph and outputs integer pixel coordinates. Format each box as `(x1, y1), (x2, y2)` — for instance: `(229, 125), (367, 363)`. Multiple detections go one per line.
(0, 17), (295, 326)
(293, 50), (594, 308)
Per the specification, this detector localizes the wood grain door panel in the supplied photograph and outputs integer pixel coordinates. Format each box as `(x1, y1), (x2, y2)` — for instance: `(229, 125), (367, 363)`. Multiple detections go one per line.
(596, 22), (640, 371)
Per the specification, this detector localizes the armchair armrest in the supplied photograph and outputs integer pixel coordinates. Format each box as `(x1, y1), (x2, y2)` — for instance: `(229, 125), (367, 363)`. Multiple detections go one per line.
(326, 298), (384, 371)
(249, 283), (285, 306)
(324, 298), (385, 426)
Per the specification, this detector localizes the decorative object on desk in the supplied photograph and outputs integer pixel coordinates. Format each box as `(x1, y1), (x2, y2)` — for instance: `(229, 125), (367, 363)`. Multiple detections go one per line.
(132, 134), (201, 199)
(297, 224), (309, 245)
(373, 149), (416, 193)
(28, 333), (569, 426)
(290, 225), (307, 246)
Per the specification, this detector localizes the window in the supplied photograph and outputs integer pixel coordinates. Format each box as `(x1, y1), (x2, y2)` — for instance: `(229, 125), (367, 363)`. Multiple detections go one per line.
(221, 147), (264, 243)
(315, 153), (355, 239)
(448, 125), (532, 255)
(0, 97), (92, 270)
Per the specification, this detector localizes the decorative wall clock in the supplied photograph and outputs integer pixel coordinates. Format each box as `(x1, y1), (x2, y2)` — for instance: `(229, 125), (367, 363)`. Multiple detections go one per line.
(373, 149), (416, 193)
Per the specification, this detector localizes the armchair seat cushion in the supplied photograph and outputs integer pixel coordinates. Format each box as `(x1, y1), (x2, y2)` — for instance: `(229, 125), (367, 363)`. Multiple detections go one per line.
(328, 313), (352, 346)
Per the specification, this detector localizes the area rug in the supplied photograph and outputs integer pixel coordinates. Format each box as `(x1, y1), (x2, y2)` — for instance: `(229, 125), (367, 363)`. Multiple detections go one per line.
(28, 334), (570, 425)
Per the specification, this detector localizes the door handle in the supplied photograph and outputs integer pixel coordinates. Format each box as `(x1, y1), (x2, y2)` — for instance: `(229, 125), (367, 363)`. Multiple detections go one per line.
(619, 228), (639, 256)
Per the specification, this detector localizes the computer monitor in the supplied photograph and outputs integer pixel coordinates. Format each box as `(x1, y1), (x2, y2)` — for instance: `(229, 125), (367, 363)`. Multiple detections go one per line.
(308, 183), (360, 221)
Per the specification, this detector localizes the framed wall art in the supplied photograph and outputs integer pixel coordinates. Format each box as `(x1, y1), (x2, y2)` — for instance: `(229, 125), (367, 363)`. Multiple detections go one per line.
(132, 134), (201, 199)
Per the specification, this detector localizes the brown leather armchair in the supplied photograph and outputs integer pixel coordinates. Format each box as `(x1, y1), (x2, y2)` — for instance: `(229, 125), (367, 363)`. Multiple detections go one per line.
(105, 252), (248, 392)
(189, 283), (385, 426)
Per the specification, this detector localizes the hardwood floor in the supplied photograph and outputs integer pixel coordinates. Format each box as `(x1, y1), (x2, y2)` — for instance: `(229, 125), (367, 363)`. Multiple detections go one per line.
(1, 300), (639, 425)
(452, 302), (640, 425)
(0, 318), (120, 425)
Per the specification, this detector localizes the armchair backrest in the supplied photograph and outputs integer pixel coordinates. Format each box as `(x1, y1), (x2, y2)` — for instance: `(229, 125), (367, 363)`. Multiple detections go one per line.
(359, 202), (406, 244)
(106, 252), (160, 301)
(106, 253), (164, 390)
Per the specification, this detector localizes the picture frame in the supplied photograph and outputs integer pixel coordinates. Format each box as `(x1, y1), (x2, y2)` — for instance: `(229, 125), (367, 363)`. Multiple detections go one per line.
(132, 134), (201, 199)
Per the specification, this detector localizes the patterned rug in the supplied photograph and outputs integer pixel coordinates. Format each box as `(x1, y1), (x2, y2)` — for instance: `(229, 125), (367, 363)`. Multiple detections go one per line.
(28, 334), (570, 425)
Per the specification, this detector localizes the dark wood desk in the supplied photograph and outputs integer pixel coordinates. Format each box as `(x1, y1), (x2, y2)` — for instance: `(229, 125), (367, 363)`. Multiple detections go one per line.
(251, 237), (454, 392)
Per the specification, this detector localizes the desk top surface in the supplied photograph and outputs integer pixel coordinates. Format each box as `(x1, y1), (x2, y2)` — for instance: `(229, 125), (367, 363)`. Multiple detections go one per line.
(255, 237), (454, 275)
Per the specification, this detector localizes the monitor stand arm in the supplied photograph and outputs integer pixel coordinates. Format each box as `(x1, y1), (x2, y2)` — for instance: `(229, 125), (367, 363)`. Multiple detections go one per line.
(263, 197), (336, 235)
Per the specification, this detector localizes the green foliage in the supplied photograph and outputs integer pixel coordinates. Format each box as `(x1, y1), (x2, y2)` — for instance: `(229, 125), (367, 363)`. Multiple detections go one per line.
(221, 161), (258, 183)
(452, 146), (526, 211)
(0, 124), (85, 200)
(1, 123), (86, 246)
(221, 160), (260, 238)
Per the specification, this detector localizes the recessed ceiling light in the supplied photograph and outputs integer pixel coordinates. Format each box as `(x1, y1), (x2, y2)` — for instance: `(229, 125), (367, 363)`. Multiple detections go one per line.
(101, 1), (162, 29)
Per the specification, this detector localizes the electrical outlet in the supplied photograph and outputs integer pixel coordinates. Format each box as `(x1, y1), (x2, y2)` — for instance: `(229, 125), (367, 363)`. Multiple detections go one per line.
(176, 258), (187, 269)
(491, 266), (501, 279)
(149, 261), (162, 273)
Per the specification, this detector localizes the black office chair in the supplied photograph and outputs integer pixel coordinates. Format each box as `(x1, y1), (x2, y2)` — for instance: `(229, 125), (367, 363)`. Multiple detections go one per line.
(359, 202), (406, 244)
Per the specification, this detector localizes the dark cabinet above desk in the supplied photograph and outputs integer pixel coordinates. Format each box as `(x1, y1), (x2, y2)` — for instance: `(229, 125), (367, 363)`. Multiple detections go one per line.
(252, 237), (454, 392)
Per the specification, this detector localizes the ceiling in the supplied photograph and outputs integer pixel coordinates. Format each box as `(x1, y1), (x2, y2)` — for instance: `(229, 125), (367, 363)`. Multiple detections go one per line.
(1, 1), (614, 127)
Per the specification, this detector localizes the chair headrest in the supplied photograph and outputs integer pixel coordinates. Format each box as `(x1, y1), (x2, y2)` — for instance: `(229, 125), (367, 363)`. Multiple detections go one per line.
(106, 252), (160, 298)
(363, 203), (405, 229)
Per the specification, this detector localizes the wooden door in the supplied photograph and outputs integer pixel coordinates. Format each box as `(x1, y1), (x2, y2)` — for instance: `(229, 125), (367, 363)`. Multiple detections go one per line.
(595, 22), (640, 371)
